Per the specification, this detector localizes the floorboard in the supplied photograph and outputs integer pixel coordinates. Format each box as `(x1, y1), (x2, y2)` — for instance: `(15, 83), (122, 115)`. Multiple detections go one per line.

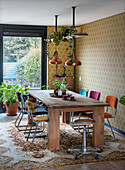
(37, 160), (125, 170)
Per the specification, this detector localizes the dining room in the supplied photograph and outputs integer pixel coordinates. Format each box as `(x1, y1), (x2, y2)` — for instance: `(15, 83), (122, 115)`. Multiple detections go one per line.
(0, 0), (125, 169)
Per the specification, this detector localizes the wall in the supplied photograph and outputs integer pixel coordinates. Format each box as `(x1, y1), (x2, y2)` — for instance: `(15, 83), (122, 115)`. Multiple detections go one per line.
(75, 12), (125, 132)
(47, 26), (74, 88)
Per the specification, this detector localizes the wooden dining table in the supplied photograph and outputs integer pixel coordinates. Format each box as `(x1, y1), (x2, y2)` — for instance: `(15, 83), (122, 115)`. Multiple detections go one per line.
(28, 89), (109, 150)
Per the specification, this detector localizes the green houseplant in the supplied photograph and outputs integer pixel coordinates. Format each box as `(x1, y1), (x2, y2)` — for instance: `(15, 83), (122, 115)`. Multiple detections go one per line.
(60, 77), (69, 95)
(60, 84), (68, 95)
(52, 80), (61, 95)
(0, 82), (27, 116)
(119, 96), (125, 105)
(47, 26), (77, 60)
(47, 26), (69, 46)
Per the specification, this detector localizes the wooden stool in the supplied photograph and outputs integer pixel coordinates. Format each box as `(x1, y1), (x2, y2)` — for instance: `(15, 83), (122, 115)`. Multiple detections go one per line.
(68, 119), (100, 160)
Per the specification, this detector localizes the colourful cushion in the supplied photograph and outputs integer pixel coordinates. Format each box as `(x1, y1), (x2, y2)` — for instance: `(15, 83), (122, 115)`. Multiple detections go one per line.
(26, 100), (35, 113)
(105, 96), (117, 109)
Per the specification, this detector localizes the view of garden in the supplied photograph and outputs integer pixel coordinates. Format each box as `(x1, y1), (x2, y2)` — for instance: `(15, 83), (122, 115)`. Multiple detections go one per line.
(3, 36), (41, 88)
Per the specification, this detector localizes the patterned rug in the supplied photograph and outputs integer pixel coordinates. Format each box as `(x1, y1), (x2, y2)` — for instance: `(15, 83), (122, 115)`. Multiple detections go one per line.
(0, 116), (125, 170)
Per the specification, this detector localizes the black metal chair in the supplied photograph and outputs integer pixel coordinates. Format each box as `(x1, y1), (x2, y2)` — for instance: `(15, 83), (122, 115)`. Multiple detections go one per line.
(15, 92), (47, 131)
(15, 92), (28, 131)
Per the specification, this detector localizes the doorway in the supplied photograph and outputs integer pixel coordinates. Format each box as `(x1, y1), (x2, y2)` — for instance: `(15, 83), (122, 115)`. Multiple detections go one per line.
(0, 24), (47, 112)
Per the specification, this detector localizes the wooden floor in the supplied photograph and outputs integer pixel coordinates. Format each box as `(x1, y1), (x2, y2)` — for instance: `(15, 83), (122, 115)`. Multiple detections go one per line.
(37, 160), (125, 170)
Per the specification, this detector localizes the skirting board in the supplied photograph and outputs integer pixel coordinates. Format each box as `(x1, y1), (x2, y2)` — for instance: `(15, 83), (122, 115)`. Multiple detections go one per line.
(104, 123), (125, 138)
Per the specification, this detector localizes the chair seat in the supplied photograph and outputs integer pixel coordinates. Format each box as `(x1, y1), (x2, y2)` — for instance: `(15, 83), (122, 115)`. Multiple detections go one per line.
(86, 113), (93, 118)
(19, 104), (39, 109)
(33, 109), (47, 116)
(34, 104), (40, 108)
(104, 112), (113, 118)
(86, 112), (113, 119)
(74, 119), (95, 126)
(33, 115), (48, 122)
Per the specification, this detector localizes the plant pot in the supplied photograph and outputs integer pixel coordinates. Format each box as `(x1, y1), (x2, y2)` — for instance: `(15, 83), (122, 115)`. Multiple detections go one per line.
(5, 102), (18, 116)
(62, 90), (66, 95)
(54, 89), (58, 96)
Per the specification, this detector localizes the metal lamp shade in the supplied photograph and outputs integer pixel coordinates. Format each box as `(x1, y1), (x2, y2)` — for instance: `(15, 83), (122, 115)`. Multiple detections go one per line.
(72, 52), (81, 66)
(65, 51), (81, 66)
(49, 51), (62, 65)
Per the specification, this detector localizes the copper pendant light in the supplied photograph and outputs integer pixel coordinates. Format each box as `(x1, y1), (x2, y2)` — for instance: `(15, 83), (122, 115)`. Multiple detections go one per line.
(49, 15), (62, 77)
(49, 51), (62, 65)
(72, 50), (81, 66)
(65, 7), (82, 66)
(65, 50), (81, 66)
(65, 58), (73, 66)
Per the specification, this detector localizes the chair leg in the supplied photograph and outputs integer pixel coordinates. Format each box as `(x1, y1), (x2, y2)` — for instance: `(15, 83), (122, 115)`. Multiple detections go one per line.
(83, 125), (87, 152)
(16, 113), (24, 130)
(15, 112), (21, 126)
(64, 112), (66, 123)
(70, 112), (74, 124)
(75, 125), (99, 160)
(24, 122), (29, 135)
(40, 122), (45, 131)
(27, 123), (33, 141)
(107, 118), (115, 137)
(31, 123), (38, 148)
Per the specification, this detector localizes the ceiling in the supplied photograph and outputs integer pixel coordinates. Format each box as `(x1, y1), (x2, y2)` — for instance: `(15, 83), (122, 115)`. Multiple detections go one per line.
(0, 0), (124, 26)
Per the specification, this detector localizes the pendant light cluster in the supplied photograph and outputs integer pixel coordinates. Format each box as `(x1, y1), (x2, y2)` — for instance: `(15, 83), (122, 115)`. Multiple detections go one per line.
(49, 6), (88, 76)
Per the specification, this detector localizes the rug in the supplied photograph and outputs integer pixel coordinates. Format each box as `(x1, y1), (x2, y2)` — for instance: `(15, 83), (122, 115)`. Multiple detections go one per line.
(0, 115), (125, 170)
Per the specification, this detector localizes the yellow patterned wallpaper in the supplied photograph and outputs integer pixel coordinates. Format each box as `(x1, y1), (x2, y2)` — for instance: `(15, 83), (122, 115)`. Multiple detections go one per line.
(75, 12), (125, 132)
(47, 26), (74, 87)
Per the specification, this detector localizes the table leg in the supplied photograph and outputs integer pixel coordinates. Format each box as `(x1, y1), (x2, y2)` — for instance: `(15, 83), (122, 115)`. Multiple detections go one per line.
(62, 112), (70, 123)
(93, 107), (104, 146)
(48, 108), (60, 150)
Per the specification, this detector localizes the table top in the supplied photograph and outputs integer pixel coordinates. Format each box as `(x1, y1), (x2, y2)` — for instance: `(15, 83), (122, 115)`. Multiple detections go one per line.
(28, 90), (109, 109)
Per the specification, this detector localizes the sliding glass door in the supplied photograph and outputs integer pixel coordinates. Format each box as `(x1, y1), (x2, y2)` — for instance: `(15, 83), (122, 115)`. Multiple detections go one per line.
(3, 36), (41, 89)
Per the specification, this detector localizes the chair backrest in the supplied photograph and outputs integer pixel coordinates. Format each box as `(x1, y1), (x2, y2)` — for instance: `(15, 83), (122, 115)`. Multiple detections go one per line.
(16, 91), (22, 102)
(26, 99), (35, 114)
(89, 90), (101, 100)
(79, 88), (89, 97)
(21, 94), (27, 103)
(105, 95), (118, 109)
(20, 93), (28, 110)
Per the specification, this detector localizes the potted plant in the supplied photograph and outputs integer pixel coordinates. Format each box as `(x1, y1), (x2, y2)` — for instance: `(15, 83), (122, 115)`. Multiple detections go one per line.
(0, 82), (26, 116)
(47, 26), (69, 46)
(47, 26), (77, 46)
(60, 84), (69, 95)
(52, 80), (61, 95)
